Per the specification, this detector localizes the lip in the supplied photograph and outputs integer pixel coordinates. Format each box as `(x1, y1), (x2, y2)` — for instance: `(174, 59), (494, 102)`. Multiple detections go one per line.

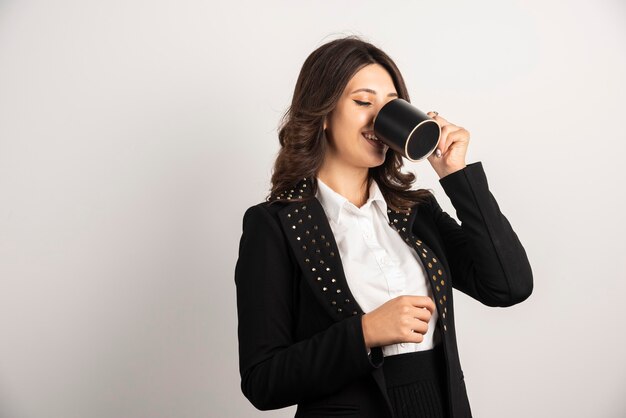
(362, 132), (386, 150)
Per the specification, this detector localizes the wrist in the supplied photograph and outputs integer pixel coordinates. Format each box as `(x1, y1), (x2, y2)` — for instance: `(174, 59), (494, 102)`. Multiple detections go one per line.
(438, 164), (467, 179)
(361, 314), (372, 351)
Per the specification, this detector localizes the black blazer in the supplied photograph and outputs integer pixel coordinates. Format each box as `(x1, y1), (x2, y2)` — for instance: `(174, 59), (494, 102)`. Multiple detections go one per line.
(234, 161), (533, 418)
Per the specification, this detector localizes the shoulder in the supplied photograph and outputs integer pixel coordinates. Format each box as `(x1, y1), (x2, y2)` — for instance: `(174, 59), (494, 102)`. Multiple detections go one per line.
(239, 200), (297, 245)
(242, 194), (318, 221)
(237, 200), (301, 263)
(241, 200), (287, 224)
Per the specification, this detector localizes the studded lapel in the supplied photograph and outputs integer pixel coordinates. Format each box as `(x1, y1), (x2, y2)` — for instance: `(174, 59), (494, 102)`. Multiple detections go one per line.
(386, 207), (451, 332)
(276, 177), (451, 330)
(277, 183), (363, 322)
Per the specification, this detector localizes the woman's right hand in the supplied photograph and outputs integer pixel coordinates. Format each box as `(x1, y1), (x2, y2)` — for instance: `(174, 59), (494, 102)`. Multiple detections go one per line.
(361, 295), (436, 349)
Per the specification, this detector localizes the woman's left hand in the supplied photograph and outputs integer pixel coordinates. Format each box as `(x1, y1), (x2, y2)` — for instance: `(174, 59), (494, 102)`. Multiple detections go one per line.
(425, 111), (469, 179)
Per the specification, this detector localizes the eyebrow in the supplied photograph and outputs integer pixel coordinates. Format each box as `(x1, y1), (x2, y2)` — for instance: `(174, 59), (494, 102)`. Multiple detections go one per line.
(350, 88), (398, 97)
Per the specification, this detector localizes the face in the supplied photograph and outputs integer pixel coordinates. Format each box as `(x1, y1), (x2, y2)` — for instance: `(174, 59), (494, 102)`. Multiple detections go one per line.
(323, 63), (398, 169)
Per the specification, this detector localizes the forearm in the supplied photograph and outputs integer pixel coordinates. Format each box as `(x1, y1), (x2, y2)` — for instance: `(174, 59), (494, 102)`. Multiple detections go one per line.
(239, 313), (379, 410)
(235, 205), (382, 411)
(435, 162), (534, 306)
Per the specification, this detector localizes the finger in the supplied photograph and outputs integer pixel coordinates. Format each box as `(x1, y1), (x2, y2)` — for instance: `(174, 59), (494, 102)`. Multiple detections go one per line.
(410, 305), (432, 323)
(406, 304), (431, 319)
(409, 317), (429, 335)
(408, 295), (436, 314)
(426, 113), (449, 158)
(442, 128), (469, 154)
(407, 327), (426, 343)
(447, 128), (470, 145)
(428, 146), (441, 160)
(425, 296), (436, 314)
(431, 114), (451, 128)
(438, 124), (464, 155)
(426, 111), (448, 122)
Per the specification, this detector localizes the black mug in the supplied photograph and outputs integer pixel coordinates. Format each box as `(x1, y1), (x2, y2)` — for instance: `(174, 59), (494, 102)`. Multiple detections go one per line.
(373, 98), (441, 162)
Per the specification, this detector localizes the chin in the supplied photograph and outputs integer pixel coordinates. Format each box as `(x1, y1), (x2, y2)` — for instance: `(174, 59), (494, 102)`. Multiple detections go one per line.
(365, 155), (387, 167)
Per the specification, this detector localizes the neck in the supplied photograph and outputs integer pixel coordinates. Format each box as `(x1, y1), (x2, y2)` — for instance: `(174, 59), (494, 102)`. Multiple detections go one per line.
(317, 159), (370, 208)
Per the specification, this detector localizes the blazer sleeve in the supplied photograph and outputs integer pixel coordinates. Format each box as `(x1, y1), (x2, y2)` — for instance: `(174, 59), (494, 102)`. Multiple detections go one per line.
(234, 204), (383, 411)
(431, 161), (533, 307)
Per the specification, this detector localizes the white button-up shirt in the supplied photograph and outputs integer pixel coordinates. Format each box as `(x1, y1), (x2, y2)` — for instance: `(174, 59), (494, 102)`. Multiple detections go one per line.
(315, 176), (440, 357)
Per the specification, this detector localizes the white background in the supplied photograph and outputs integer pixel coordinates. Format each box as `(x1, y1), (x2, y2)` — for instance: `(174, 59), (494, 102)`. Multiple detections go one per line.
(1, 0), (625, 417)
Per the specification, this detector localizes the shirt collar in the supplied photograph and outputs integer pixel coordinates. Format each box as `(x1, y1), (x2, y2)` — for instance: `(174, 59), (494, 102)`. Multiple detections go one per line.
(315, 176), (388, 224)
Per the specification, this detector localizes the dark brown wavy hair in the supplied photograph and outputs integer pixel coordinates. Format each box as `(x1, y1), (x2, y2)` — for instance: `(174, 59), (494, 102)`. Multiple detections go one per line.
(266, 35), (434, 213)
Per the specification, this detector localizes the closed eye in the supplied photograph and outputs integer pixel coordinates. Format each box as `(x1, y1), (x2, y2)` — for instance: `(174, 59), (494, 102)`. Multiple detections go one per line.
(353, 100), (371, 107)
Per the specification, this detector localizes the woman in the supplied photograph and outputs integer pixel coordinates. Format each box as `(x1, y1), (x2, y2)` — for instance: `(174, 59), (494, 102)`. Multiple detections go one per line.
(234, 35), (533, 418)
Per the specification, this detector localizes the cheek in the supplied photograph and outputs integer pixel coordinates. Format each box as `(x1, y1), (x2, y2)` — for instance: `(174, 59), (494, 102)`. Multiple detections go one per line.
(335, 109), (369, 138)
(329, 106), (371, 153)
(352, 110), (370, 126)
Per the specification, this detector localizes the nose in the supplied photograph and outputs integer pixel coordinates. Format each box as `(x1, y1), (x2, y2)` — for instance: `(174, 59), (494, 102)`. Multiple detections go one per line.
(373, 97), (395, 127)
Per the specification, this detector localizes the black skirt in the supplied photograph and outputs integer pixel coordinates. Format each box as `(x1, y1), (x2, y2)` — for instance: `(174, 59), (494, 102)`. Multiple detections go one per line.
(382, 342), (449, 418)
